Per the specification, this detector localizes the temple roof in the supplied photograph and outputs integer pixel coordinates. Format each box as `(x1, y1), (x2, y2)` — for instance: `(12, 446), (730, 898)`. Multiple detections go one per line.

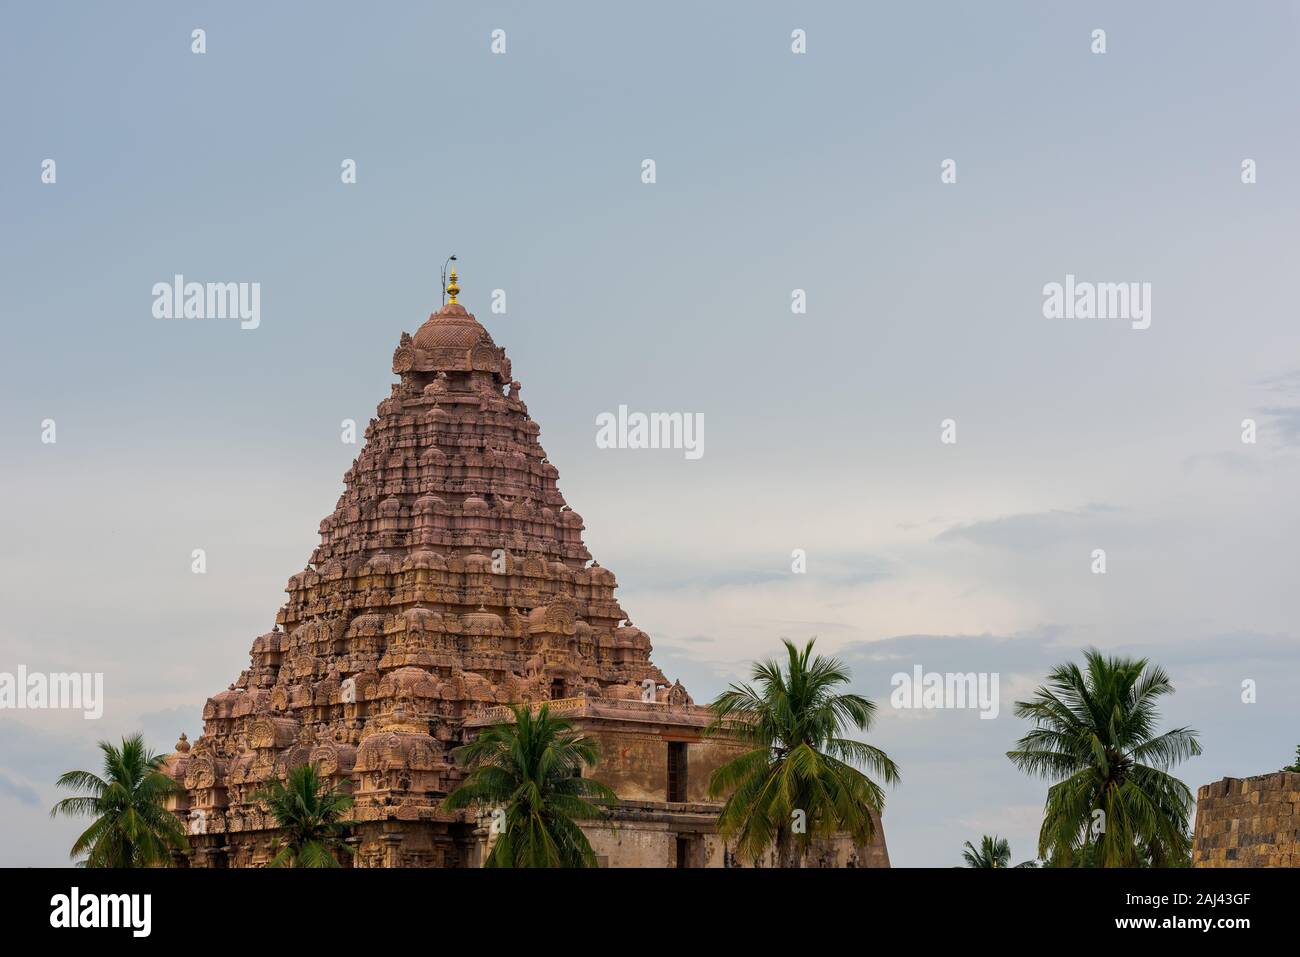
(392, 290), (509, 377)
(411, 302), (494, 352)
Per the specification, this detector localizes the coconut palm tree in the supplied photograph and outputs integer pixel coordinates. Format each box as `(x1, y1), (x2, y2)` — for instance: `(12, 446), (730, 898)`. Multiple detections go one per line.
(444, 703), (617, 867)
(1007, 649), (1201, 868)
(706, 638), (900, 868)
(50, 733), (187, 867)
(961, 834), (1011, 868)
(960, 834), (1038, 868)
(256, 764), (355, 868)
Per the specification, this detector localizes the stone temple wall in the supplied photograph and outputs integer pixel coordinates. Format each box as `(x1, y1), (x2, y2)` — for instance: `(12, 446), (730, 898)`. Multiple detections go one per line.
(1192, 771), (1300, 867)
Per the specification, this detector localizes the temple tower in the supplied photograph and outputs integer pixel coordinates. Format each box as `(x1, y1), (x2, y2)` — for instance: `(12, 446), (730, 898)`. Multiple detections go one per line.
(164, 268), (888, 867)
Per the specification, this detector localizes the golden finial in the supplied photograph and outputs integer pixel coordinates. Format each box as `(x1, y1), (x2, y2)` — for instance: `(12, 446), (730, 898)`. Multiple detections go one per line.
(446, 266), (460, 304)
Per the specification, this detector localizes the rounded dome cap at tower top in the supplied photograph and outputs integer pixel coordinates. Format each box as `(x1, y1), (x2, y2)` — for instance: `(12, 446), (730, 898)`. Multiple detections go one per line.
(412, 303), (493, 351)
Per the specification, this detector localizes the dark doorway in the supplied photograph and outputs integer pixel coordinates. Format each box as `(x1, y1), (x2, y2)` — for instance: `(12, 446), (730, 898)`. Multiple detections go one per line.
(550, 678), (565, 699)
(675, 835), (691, 868)
(667, 741), (688, 802)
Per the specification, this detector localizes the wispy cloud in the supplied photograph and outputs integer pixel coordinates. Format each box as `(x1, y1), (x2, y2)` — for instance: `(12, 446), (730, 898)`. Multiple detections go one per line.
(1181, 451), (1261, 475)
(933, 504), (1125, 550)
(1256, 406), (1300, 446)
(0, 772), (39, 807)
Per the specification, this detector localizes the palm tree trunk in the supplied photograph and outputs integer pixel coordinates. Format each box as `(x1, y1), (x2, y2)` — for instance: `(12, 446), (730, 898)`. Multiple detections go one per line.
(776, 833), (802, 868)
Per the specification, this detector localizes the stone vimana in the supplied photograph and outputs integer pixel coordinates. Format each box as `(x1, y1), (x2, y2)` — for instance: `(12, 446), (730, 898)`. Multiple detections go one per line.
(161, 269), (888, 867)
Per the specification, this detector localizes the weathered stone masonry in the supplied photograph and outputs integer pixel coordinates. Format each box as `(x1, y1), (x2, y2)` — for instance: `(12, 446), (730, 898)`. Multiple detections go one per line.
(1192, 772), (1300, 867)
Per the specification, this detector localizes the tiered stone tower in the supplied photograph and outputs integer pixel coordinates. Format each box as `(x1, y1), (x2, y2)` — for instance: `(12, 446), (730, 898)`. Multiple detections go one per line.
(165, 269), (888, 868)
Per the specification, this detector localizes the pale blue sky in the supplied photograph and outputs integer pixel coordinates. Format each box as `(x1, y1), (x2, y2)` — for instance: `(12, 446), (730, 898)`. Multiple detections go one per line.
(3, 1), (1299, 866)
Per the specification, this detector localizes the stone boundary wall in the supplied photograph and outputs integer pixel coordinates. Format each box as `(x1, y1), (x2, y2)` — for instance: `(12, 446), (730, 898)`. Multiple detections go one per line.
(1192, 771), (1300, 867)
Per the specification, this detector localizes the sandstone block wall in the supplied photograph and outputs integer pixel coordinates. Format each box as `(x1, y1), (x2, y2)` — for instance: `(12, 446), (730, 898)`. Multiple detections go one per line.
(1192, 771), (1300, 867)
(584, 729), (739, 805)
(583, 820), (729, 868)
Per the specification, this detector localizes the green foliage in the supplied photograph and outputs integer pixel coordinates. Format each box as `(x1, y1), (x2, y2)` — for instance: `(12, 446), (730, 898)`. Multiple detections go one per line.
(50, 733), (187, 868)
(706, 638), (900, 867)
(255, 764), (355, 868)
(1007, 649), (1201, 868)
(444, 704), (616, 867)
(960, 834), (1038, 867)
(1282, 745), (1300, 774)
